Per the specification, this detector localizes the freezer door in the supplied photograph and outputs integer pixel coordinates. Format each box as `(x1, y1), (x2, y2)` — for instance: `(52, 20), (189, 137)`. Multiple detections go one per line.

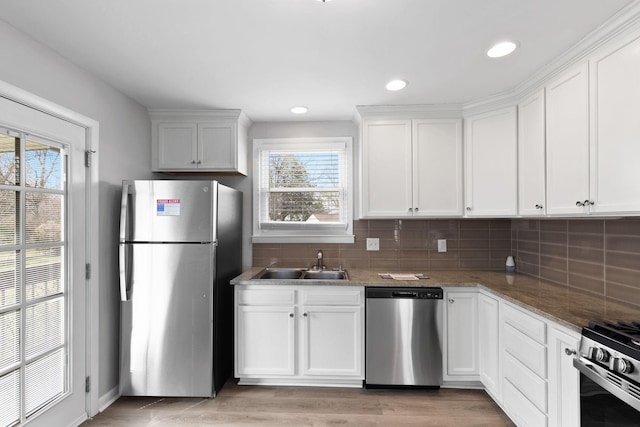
(122, 180), (215, 242)
(119, 243), (215, 397)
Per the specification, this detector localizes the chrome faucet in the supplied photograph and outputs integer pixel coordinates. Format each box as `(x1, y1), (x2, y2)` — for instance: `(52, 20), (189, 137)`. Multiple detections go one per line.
(315, 250), (324, 270)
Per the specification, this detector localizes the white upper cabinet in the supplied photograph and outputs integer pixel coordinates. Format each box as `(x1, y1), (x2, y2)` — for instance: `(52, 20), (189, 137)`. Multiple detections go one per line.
(518, 90), (546, 216)
(150, 109), (250, 174)
(464, 106), (517, 217)
(589, 33), (640, 214)
(361, 120), (413, 217)
(360, 118), (463, 218)
(545, 63), (590, 215)
(413, 119), (463, 216)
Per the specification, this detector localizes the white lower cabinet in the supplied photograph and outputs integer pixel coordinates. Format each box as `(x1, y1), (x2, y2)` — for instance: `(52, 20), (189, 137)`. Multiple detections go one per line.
(235, 285), (364, 386)
(444, 289), (479, 380)
(478, 292), (501, 399)
(547, 325), (580, 427)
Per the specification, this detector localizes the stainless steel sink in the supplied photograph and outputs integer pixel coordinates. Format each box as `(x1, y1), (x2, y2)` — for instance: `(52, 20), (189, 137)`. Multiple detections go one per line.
(252, 268), (305, 279)
(251, 268), (348, 280)
(301, 270), (349, 280)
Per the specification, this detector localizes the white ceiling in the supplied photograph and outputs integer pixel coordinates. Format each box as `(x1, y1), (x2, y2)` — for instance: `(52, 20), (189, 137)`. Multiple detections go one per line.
(0, 0), (635, 122)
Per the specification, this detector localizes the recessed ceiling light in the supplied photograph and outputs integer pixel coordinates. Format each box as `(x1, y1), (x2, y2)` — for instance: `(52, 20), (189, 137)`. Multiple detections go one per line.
(487, 41), (518, 58)
(316, 0), (332, 2)
(290, 106), (308, 114)
(386, 79), (408, 91)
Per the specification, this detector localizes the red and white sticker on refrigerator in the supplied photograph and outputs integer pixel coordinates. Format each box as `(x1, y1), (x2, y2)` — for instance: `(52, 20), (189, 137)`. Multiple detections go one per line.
(156, 199), (180, 216)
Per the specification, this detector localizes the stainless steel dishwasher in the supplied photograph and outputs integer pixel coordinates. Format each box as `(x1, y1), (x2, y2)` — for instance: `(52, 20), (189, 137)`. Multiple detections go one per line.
(365, 287), (443, 388)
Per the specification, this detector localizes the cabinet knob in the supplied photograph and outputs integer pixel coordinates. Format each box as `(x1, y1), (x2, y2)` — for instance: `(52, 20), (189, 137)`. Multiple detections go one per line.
(414, 207), (419, 212)
(586, 200), (594, 206)
(564, 348), (577, 356)
(191, 160), (197, 164)
(197, 160), (202, 164)
(448, 298), (455, 303)
(576, 201), (585, 207)
(303, 312), (308, 317)
(466, 207), (472, 211)
(408, 208), (413, 212)
(289, 313), (294, 318)
(535, 204), (543, 209)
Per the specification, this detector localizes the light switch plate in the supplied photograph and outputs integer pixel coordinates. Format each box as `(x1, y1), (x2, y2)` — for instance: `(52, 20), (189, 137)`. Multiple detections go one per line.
(366, 238), (380, 251)
(437, 239), (447, 253)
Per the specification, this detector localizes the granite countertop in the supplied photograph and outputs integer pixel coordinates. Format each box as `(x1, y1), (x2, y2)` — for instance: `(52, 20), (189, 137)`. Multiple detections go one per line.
(231, 267), (639, 333)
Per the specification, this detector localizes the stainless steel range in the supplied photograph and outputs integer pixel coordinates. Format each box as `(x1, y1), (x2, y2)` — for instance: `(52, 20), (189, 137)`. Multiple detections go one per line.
(574, 320), (640, 425)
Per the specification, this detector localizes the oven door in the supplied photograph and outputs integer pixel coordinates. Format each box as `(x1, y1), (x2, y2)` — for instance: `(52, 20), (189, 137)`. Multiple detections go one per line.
(574, 358), (640, 426)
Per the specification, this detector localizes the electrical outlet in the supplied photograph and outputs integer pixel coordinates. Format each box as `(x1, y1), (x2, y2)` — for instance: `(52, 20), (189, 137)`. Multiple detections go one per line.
(366, 238), (380, 251)
(437, 239), (447, 253)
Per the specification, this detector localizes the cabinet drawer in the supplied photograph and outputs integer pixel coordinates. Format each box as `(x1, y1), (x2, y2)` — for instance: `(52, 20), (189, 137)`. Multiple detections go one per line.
(504, 323), (547, 378)
(301, 287), (363, 306)
(503, 352), (547, 412)
(503, 378), (547, 427)
(237, 289), (295, 305)
(504, 303), (546, 344)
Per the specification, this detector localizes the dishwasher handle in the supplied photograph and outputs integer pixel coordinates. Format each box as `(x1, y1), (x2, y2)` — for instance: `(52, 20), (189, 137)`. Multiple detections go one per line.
(392, 291), (418, 298)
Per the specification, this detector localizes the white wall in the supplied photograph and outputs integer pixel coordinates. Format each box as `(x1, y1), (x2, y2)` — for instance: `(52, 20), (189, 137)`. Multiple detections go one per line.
(0, 19), (153, 399)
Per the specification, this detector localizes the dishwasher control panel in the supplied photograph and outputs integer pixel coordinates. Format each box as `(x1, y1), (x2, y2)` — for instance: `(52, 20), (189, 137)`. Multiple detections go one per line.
(366, 287), (443, 300)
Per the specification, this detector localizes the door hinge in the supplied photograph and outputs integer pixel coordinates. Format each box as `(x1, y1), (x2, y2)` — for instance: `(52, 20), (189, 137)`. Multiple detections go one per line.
(85, 263), (91, 280)
(84, 150), (96, 168)
(85, 376), (91, 393)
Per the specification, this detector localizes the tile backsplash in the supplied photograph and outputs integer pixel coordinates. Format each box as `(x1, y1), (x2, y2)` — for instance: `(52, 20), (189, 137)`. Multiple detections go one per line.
(253, 218), (640, 309)
(253, 219), (512, 272)
(512, 218), (640, 308)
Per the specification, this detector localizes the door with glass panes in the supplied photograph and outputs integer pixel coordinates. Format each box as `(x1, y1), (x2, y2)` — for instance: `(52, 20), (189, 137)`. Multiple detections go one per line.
(0, 97), (87, 427)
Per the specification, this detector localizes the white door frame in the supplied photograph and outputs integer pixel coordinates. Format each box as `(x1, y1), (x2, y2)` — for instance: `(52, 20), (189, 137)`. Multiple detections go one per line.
(0, 79), (100, 418)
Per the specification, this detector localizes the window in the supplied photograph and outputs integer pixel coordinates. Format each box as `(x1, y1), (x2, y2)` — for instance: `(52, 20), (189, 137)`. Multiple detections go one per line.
(253, 137), (354, 243)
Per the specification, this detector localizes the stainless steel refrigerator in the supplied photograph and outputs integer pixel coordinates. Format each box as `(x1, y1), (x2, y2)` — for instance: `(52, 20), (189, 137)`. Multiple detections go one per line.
(118, 180), (242, 397)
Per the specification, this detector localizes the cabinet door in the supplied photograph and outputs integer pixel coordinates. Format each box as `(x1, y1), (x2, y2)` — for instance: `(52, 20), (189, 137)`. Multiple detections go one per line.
(478, 293), (501, 400)
(156, 122), (198, 170)
(235, 305), (296, 376)
(361, 120), (413, 217)
(518, 90), (547, 216)
(445, 291), (479, 378)
(300, 306), (363, 378)
(590, 34), (640, 214)
(547, 325), (580, 427)
(413, 119), (463, 216)
(464, 107), (517, 216)
(546, 63), (590, 215)
(198, 121), (238, 171)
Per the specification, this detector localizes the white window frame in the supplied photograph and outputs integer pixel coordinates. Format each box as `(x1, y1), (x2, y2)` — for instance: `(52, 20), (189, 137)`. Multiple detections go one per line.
(252, 137), (354, 244)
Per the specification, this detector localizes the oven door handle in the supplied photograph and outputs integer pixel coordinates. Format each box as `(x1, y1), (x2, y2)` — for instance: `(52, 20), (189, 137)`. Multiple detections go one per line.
(573, 357), (640, 412)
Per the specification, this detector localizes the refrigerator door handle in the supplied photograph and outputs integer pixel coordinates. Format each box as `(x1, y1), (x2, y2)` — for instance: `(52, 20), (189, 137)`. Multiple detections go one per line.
(119, 181), (130, 243)
(119, 243), (131, 301)
(119, 182), (131, 301)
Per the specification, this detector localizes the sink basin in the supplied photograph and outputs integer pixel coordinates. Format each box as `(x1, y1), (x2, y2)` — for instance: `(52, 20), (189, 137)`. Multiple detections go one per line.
(251, 268), (348, 280)
(252, 268), (305, 280)
(302, 270), (349, 280)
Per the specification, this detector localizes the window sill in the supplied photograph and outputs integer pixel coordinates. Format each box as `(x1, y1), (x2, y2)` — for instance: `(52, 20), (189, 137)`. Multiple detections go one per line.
(251, 235), (355, 244)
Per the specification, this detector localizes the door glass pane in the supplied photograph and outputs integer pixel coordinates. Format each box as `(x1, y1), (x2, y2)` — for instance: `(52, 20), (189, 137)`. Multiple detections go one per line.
(0, 370), (20, 427)
(0, 189), (18, 246)
(0, 133), (19, 186)
(25, 247), (62, 300)
(0, 251), (20, 308)
(0, 310), (20, 370)
(25, 140), (63, 190)
(25, 349), (64, 416)
(25, 192), (62, 244)
(25, 298), (63, 360)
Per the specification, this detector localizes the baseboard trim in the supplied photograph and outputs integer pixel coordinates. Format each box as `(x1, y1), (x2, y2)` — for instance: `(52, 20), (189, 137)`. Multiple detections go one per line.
(98, 385), (120, 412)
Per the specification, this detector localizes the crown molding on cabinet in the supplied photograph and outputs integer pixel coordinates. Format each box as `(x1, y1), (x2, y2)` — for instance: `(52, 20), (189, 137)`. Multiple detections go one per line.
(354, 104), (463, 122)
(148, 108), (252, 128)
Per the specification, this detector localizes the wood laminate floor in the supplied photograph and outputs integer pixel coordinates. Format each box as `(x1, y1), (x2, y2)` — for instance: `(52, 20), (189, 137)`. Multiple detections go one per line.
(81, 381), (514, 426)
